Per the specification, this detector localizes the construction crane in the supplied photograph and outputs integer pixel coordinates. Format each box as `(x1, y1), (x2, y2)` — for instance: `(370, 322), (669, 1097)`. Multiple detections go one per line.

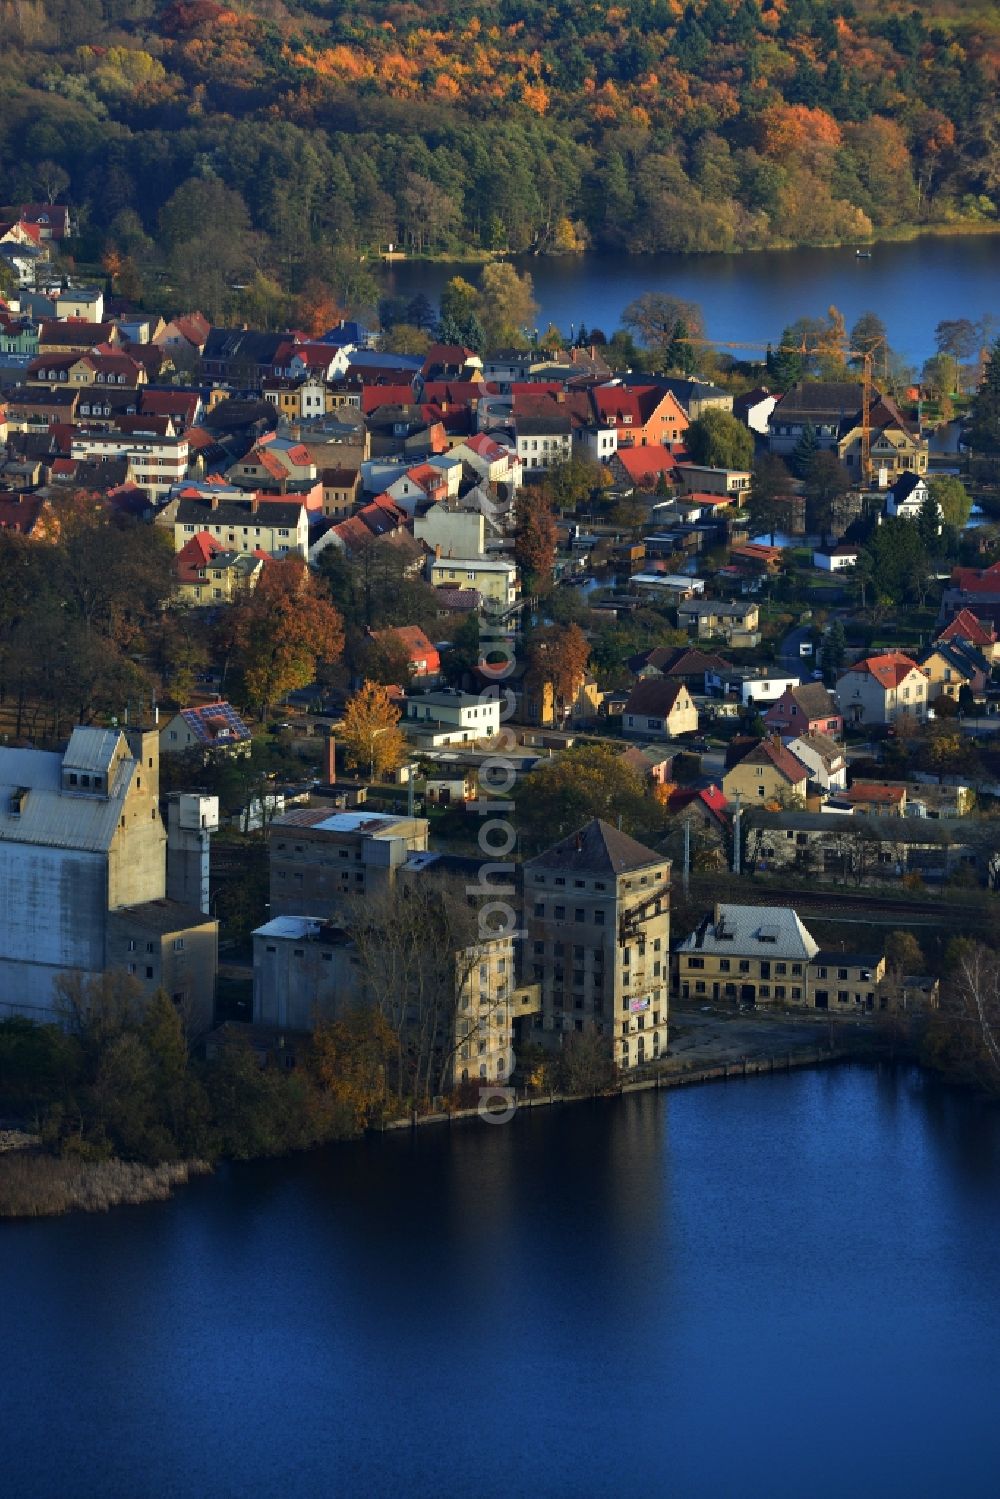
(677, 335), (883, 481)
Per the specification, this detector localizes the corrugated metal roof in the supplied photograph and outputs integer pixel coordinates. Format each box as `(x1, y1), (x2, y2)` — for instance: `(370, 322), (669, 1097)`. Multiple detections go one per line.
(0, 739), (134, 852)
(63, 726), (122, 773)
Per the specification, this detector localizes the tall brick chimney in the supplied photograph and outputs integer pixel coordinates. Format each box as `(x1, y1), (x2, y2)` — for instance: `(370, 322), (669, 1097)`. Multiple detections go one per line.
(325, 731), (336, 786)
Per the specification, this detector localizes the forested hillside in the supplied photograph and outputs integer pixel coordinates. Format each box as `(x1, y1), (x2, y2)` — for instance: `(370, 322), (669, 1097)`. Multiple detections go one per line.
(1, 0), (998, 309)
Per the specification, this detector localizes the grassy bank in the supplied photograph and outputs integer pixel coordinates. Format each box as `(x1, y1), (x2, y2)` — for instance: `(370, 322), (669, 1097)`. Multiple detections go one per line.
(0, 1151), (211, 1219)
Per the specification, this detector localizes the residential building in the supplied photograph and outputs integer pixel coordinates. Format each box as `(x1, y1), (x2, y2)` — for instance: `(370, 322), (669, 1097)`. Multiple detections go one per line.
(677, 598), (760, 646)
(175, 532), (264, 606)
(785, 733), (847, 792)
(835, 653), (928, 727)
(415, 501), (487, 559)
(159, 702), (253, 759)
(428, 555), (517, 613)
(722, 738), (809, 806)
(513, 402), (573, 475)
(886, 472), (933, 519)
(623, 679), (699, 740)
(369, 625), (441, 680)
(162, 493), (309, 559)
(268, 809), (429, 920)
(709, 665), (801, 707)
(591, 384), (688, 449)
(936, 608), (1000, 665)
(764, 682), (843, 739)
(69, 429), (189, 500)
(919, 639), (990, 703)
(402, 690), (502, 747)
(319, 465), (361, 519)
(524, 819), (671, 1071)
(836, 783), (908, 817)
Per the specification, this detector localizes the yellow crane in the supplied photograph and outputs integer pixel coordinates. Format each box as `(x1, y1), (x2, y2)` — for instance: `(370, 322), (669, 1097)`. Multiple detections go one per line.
(677, 335), (883, 481)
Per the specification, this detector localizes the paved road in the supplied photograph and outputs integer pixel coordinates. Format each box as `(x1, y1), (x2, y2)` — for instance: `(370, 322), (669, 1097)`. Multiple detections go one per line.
(777, 622), (814, 672)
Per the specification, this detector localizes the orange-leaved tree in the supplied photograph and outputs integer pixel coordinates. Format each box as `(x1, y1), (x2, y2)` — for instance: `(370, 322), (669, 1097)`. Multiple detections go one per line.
(524, 623), (590, 717)
(513, 492), (557, 591)
(231, 557), (344, 720)
(339, 679), (407, 780)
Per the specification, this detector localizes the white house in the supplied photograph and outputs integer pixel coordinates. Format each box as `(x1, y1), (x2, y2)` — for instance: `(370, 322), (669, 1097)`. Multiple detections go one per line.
(786, 732), (848, 792)
(836, 652), (928, 727)
(886, 472), (935, 521)
(813, 545), (859, 572)
(402, 690), (502, 747)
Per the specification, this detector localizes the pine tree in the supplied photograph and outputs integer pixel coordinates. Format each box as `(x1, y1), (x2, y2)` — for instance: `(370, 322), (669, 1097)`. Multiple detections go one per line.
(791, 421), (819, 478)
(917, 491), (941, 551)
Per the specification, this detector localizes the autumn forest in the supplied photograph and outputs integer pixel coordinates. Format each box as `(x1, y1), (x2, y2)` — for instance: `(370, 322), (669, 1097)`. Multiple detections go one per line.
(1, 0), (998, 310)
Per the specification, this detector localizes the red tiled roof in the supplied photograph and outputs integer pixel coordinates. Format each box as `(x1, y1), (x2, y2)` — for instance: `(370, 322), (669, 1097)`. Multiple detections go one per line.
(614, 446), (677, 483)
(841, 652), (922, 689)
(845, 782), (905, 805)
(937, 608), (995, 647)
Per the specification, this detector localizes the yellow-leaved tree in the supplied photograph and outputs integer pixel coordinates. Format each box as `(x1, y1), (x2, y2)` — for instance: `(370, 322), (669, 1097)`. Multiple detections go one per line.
(339, 680), (407, 780)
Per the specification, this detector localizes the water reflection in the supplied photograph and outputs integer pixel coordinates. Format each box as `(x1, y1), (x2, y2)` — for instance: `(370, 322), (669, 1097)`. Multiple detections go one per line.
(3, 1065), (1000, 1499)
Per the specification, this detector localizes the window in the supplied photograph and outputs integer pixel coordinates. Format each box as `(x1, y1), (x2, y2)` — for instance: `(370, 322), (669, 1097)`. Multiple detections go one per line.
(574, 909), (585, 922)
(145, 966), (154, 979)
(554, 905), (565, 919)
(534, 902), (544, 917)
(127, 939), (136, 952)
(173, 938), (184, 952)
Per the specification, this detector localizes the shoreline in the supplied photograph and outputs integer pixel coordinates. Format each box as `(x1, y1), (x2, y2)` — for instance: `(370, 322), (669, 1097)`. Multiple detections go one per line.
(384, 220), (1000, 269)
(0, 1008), (879, 1217)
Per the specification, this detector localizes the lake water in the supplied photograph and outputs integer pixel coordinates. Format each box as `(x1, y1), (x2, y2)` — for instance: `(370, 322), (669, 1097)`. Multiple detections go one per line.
(4, 1064), (1000, 1499)
(384, 236), (1000, 366)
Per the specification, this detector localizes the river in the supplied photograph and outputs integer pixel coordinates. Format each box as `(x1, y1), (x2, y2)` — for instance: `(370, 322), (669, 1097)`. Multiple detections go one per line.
(383, 235), (1000, 367)
(3, 1064), (1000, 1499)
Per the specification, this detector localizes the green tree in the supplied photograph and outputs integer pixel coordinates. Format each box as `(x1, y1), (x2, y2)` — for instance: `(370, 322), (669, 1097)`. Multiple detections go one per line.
(927, 475), (972, 530)
(513, 744), (662, 849)
(864, 517), (929, 611)
(478, 263), (538, 346)
(967, 338), (1000, 454)
(917, 491), (942, 552)
(685, 408), (754, 470)
(803, 451), (851, 539)
(820, 619), (847, 679)
(748, 454), (792, 544)
(850, 311), (888, 359)
(791, 421), (820, 478)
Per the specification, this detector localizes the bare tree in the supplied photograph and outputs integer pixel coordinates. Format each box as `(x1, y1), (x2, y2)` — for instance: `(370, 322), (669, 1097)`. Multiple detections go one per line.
(346, 875), (511, 1103)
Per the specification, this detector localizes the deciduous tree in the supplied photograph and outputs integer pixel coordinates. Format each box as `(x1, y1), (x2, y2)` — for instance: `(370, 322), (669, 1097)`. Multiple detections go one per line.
(231, 559), (344, 720)
(339, 680), (407, 779)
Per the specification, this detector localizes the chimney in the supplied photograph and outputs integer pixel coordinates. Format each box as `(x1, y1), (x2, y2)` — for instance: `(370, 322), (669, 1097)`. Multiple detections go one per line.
(251, 495), (260, 513)
(434, 543), (442, 560)
(556, 390), (565, 404)
(209, 494), (219, 510)
(325, 732), (336, 787)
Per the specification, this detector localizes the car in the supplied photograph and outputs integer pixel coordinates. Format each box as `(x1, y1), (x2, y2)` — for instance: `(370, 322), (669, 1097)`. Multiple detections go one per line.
(270, 721), (292, 734)
(689, 738), (711, 752)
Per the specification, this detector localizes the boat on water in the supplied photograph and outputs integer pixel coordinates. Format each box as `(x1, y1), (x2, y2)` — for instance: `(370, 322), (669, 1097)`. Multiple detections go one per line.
(856, 249), (872, 258)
